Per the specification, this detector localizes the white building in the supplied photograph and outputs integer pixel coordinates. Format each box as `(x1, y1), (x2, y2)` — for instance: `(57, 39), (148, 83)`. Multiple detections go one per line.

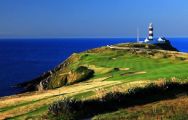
(157, 37), (166, 43)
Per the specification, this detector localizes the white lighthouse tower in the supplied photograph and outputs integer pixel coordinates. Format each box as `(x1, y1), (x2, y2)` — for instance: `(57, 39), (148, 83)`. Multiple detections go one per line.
(144, 23), (154, 43)
(148, 23), (153, 41)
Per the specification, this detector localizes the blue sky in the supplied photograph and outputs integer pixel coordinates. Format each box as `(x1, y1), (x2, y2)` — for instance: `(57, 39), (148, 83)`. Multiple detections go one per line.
(0, 0), (188, 38)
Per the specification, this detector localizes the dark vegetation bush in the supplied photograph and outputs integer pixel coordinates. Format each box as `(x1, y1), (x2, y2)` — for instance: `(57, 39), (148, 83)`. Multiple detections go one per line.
(49, 98), (84, 120)
(113, 68), (120, 71)
(127, 43), (157, 49)
(48, 81), (188, 120)
(73, 66), (94, 83)
(155, 40), (178, 51)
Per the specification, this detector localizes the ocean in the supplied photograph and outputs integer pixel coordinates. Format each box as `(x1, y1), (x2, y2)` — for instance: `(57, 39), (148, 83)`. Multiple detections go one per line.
(0, 38), (187, 97)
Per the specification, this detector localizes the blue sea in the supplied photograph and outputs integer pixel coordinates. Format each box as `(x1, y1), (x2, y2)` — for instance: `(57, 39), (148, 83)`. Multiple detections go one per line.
(0, 38), (187, 97)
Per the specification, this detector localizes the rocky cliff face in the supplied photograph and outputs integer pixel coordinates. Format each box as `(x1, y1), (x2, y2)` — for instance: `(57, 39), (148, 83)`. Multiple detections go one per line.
(18, 53), (94, 91)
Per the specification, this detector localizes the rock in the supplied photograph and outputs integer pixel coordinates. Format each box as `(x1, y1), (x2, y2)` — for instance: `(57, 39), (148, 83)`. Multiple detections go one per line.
(155, 40), (178, 51)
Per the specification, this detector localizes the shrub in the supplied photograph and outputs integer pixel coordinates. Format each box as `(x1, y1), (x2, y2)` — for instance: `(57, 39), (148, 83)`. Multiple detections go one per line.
(48, 82), (188, 119)
(113, 68), (120, 71)
(48, 98), (84, 120)
(72, 66), (94, 83)
(101, 92), (124, 103)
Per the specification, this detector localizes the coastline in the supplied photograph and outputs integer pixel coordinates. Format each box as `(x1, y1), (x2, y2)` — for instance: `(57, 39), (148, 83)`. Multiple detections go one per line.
(0, 38), (188, 97)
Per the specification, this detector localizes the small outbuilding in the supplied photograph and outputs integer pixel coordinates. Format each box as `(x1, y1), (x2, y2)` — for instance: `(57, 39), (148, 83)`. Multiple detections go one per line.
(157, 37), (167, 43)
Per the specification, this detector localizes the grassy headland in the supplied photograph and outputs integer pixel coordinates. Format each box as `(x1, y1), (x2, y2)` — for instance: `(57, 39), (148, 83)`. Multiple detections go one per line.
(1, 41), (188, 120)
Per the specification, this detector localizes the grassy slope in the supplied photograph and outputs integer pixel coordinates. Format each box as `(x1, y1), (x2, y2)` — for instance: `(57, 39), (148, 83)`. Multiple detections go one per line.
(76, 47), (188, 81)
(92, 96), (188, 120)
(0, 77), (121, 120)
(1, 44), (188, 119)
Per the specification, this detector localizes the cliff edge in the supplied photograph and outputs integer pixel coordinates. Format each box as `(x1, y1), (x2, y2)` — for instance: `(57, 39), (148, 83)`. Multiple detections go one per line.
(17, 40), (180, 91)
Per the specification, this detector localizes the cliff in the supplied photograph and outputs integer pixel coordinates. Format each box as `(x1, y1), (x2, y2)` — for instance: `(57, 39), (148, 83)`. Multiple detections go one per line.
(18, 54), (94, 91)
(18, 40), (180, 91)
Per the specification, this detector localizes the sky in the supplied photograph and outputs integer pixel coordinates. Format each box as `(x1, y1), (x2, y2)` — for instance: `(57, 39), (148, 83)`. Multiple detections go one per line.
(0, 0), (188, 38)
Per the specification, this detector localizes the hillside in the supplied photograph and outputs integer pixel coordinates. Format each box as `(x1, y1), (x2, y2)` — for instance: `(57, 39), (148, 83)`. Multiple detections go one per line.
(18, 40), (182, 91)
(1, 40), (188, 120)
(93, 96), (188, 120)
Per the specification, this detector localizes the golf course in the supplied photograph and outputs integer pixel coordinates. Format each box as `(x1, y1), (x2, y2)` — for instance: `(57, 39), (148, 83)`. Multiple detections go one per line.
(0, 42), (188, 120)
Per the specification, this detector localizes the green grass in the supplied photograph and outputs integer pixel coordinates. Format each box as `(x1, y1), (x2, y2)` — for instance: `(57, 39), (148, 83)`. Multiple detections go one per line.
(0, 97), (49, 113)
(71, 50), (188, 82)
(72, 91), (95, 100)
(47, 81), (188, 120)
(8, 105), (48, 120)
(0, 101), (35, 113)
(6, 91), (96, 120)
(92, 102), (188, 120)
(4, 46), (188, 119)
(0, 94), (66, 113)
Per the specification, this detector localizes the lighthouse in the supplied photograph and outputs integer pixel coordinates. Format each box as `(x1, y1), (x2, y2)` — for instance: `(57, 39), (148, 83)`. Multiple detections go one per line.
(148, 23), (153, 41)
(144, 23), (154, 43)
